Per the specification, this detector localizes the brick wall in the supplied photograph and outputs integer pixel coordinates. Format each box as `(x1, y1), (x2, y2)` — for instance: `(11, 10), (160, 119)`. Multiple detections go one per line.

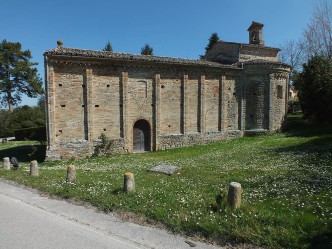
(45, 57), (289, 160)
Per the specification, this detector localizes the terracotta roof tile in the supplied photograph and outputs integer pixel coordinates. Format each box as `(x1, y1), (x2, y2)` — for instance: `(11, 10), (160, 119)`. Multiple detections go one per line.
(44, 47), (237, 69)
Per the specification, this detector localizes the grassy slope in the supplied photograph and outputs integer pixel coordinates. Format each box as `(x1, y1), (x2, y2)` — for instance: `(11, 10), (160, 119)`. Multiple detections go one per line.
(1, 116), (331, 249)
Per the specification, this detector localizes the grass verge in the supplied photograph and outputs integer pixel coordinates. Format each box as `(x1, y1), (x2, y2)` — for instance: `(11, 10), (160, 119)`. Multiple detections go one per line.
(1, 115), (331, 248)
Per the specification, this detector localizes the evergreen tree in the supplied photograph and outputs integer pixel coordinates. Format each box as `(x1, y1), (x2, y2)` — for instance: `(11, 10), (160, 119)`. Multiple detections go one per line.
(0, 40), (43, 112)
(294, 55), (332, 123)
(205, 33), (220, 54)
(103, 41), (113, 52)
(141, 44), (154, 55)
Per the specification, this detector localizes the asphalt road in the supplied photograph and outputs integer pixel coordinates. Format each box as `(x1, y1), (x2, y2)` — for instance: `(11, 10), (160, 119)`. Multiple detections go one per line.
(0, 193), (139, 249)
(0, 180), (222, 249)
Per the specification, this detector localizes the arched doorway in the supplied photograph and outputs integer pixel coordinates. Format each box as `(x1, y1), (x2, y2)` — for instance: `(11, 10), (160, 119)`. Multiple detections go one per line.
(133, 120), (150, 152)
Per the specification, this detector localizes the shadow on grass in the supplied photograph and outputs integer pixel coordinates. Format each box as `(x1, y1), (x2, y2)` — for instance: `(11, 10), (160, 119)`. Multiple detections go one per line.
(111, 187), (123, 196)
(308, 232), (332, 249)
(284, 115), (332, 137)
(276, 135), (332, 154)
(278, 115), (332, 161)
(0, 144), (46, 163)
(266, 116), (332, 189)
(278, 116), (332, 153)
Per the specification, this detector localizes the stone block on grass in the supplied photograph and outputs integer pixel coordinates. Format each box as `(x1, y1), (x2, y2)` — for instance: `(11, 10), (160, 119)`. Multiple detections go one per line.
(148, 164), (181, 176)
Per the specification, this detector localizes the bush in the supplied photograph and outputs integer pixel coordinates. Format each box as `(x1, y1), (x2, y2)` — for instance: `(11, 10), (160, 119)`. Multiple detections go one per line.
(21, 120), (35, 128)
(35, 118), (46, 126)
(0, 105), (46, 137)
(14, 126), (46, 141)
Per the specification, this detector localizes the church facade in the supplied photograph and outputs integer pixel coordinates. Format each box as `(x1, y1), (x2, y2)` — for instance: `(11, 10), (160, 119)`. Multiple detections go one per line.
(44, 22), (290, 160)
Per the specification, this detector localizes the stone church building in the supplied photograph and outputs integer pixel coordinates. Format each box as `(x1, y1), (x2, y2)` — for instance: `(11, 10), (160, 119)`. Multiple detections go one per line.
(44, 22), (290, 160)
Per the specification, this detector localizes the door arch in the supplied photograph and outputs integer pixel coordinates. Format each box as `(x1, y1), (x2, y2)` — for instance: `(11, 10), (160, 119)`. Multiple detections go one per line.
(133, 119), (150, 152)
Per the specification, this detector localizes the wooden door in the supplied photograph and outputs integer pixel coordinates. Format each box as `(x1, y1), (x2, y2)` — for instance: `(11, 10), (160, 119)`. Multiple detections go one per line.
(133, 120), (150, 152)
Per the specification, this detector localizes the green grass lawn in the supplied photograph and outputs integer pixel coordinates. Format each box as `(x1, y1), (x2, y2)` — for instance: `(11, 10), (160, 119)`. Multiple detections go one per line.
(1, 115), (331, 249)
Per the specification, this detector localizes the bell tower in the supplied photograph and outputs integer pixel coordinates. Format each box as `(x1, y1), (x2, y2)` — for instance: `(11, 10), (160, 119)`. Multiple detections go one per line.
(248, 21), (264, 46)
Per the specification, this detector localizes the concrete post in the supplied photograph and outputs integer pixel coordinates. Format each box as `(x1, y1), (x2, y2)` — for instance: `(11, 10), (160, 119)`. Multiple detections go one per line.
(227, 182), (242, 209)
(66, 165), (76, 183)
(123, 172), (135, 193)
(30, 160), (39, 176)
(3, 157), (10, 170)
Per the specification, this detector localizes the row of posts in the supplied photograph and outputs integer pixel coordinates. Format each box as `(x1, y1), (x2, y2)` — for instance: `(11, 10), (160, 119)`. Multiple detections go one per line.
(66, 166), (136, 193)
(3, 157), (242, 208)
(2, 157), (136, 193)
(3, 157), (39, 176)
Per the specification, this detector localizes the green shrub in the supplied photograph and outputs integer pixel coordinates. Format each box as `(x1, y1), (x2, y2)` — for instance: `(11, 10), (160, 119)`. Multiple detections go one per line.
(21, 120), (35, 128)
(288, 100), (301, 114)
(14, 126), (46, 141)
(35, 118), (46, 126)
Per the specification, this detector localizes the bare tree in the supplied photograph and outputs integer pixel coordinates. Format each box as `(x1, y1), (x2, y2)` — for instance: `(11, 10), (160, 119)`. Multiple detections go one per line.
(279, 39), (305, 74)
(303, 0), (332, 59)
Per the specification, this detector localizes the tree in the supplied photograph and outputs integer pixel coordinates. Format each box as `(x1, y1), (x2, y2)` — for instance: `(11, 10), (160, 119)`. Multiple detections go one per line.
(103, 41), (113, 52)
(303, 0), (332, 59)
(279, 39), (305, 78)
(205, 32), (220, 54)
(0, 40), (43, 112)
(0, 109), (11, 137)
(140, 44), (153, 55)
(294, 55), (332, 123)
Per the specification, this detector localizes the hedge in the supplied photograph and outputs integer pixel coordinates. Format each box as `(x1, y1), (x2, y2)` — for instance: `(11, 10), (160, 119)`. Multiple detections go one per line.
(14, 126), (46, 141)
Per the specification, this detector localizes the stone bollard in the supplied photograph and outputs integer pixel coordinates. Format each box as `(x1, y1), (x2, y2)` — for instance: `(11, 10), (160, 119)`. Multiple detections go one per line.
(66, 165), (76, 183)
(227, 182), (242, 209)
(3, 157), (10, 170)
(123, 172), (135, 193)
(30, 160), (39, 176)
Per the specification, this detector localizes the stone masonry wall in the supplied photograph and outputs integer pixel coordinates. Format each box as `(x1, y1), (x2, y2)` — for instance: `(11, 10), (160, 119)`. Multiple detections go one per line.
(157, 130), (243, 150)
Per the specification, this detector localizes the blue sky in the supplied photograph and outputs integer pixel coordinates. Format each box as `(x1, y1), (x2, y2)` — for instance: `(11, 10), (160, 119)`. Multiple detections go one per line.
(1, 0), (315, 106)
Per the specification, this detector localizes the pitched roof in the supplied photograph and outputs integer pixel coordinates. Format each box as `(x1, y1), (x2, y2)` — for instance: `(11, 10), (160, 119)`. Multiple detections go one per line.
(216, 40), (280, 51)
(247, 21), (264, 31)
(44, 47), (237, 69)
